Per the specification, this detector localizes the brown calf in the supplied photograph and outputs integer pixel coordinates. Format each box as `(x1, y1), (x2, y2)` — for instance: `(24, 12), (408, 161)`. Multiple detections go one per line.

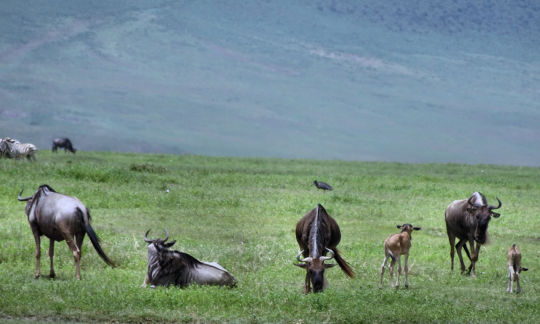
(379, 224), (421, 288)
(507, 244), (528, 293)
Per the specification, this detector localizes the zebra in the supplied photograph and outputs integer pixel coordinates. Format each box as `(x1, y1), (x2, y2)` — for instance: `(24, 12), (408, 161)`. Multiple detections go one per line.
(0, 137), (37, 161)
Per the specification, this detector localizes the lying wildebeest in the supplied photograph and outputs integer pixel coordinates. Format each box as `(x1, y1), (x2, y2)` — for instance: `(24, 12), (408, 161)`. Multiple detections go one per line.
(445, 192), (501, 277)
(379, 223), (421, 289)
(1, 137), (37, 160)
(18, 184), (115, 279)
(295, 204), (354, 293)
(52, 137), (76, 154)
(313, 180), (333, 191)
(142, 230), (236, 288)
(507, 244), (528, 293)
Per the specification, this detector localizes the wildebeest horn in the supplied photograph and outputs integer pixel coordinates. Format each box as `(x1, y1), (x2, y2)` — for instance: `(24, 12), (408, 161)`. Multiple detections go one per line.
(296, 250), (312, 263)
(17, 189), (32, 201)
(320, 248), (335, 261)
(163, 229), (169, 242)
(144, 229), (154, 243)
(489, 197), (502, 210)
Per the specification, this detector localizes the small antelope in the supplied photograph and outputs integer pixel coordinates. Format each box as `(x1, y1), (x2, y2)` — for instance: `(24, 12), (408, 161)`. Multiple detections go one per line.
(507, 244), (528, 293)
(380, 223), (421, 288)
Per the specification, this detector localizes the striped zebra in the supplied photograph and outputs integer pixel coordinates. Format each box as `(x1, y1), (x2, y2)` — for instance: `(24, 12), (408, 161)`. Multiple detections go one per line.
(0, 137), (37, 161)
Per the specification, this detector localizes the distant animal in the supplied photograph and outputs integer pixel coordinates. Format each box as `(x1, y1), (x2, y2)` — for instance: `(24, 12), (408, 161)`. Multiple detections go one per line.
(18, 184), (115, 279)
(507, 244), (528, 293)
(313, 180), (333, 191)
(142, 229), (236, 288)
(52, 137), (76, 153)
(295, 204), (354, 293)
(445, 192), (502, 277)
(1, 137), (37, 160)
(379, 223), (421, 289)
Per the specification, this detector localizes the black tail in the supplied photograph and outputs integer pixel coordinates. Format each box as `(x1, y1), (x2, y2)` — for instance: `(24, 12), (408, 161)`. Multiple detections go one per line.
(332, 248), (355, 278)
(77, 208), (115, 267)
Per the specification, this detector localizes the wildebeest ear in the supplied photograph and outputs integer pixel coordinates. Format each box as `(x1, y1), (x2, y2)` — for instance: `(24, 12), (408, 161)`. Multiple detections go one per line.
(413, 227), (421, 231)
(294, 263), (307, 269)
(396, 225), (402, 229)
(492, 212), (501, 218)
(521, 267), (529, 272)
(164, 240), (176, 248)
(324, 263), (337, 269)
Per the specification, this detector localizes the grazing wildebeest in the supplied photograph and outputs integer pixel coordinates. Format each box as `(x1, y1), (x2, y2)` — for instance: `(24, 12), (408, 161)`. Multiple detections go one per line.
(445, 192), (502, 277)
(1, 137), (37, 160)
(18, 184), (115, 279)
(379, 223), (421, 289)
(52, 137), (76, 154)
(295, 204), (354, 293)
(313, 180), (333, 191)
(507, 244), (528, 293)
(142, 230), (236, 288)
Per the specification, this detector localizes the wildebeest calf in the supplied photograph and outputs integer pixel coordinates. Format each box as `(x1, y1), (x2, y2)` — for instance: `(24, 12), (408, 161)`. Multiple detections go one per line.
(380, 223), (421, 289)
(507, 244), (528, 293)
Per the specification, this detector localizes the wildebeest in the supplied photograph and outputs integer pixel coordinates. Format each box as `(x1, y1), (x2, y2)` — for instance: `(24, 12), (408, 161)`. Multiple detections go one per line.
(295, 204), (354, 293)
(445, 192), (502, 277)
(507, 244), (528, 293)
(18, 184), (115, 279)
(52, 137), (76, 154)
(313, 180), (333, 191)
(379, 223), (421, 289)
(142, 230), (236, 288)
(1, 137), (37, 160)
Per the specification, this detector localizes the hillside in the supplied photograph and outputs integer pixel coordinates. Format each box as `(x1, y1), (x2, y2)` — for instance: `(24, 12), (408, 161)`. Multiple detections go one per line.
(0, 152), (539, 322)
(1, 1), (539, 165)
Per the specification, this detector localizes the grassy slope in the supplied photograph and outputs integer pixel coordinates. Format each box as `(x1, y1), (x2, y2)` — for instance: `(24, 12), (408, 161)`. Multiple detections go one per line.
(1, 1), (539, 165)
(0, 152), (538, 323)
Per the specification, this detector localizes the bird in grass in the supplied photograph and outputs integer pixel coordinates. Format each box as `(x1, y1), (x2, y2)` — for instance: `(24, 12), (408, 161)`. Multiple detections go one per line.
(313, 180), (333, 191)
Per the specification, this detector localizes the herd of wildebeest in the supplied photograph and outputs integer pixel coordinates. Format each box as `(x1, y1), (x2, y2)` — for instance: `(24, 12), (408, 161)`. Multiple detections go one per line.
(2, 136), (528, 294)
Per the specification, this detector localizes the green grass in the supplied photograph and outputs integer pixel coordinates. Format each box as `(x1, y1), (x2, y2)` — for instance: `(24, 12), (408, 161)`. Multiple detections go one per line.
(0, 151), (539, 323)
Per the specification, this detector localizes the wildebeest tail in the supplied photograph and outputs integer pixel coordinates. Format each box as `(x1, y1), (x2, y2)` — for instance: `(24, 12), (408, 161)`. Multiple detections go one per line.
(77, 208), (115, 267)
(332, 248), (355, 278)
(387, 250), (396, 262)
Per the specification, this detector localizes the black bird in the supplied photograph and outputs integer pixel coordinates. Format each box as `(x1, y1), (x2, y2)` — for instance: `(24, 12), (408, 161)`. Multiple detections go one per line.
(313, 180), (333, 191)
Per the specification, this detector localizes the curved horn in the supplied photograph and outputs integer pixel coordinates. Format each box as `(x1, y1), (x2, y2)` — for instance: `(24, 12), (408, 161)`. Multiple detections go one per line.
(17, 189), (32, 201)
(144, 229), (154, 243)
(489, 197), (502, 210)
(163, 229), (169, 242)
(320, 248), (335, 261)
(296, 250), (312, 263)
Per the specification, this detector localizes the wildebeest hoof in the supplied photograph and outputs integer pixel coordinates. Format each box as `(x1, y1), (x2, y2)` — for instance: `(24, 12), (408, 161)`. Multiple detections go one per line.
(34, 274), (40, 279)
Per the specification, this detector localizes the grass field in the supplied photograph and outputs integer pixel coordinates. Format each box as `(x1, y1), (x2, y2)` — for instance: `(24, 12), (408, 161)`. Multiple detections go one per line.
(0, 151), (538, 323)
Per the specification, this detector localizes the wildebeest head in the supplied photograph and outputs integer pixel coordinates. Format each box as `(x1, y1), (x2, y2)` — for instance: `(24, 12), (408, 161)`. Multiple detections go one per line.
(18, 184), (57, 216)
(295, 248), (336, 292)
(466, 192), (502, 244)
(397, 223), (422, 234)
(144, 229), (176, 253)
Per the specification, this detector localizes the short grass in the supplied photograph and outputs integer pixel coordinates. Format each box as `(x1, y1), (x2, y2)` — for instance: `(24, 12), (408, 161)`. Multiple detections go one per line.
(0, 151), (538, 323)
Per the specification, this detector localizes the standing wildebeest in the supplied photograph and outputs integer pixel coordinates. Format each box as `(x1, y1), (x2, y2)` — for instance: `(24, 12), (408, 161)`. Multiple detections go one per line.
(142, 230), (236, 288)
(445, 192), (502, 277)
(52, 137), (76, 153)
(379, 223), (421, 289)
(18, 185), (115, 279)
(507, 244), (528, 293)
(1, 137), (37, 160)
(295, 204), (354, 293)
(313, 180), (333, 191)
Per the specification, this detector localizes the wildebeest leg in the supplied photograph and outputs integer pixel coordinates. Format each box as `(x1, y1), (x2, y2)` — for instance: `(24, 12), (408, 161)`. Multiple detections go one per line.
(507, 265), (514, 293)
(395, 255), (402, 288)
(389, 258), (396, 287)
(33, 231), (41, 279)
(65, 237), (81, 280)
(404, 253), (409, 288)
(141, 273), (150, 287)
(467, 240), (479, 278)
(447, 232), (456, 271)
(48, 239), (55, 278)
(379, 254), (389, 288)
(304, 272), (311, 294)
(455, 239), (467, 273)
(516, 272), (521, 293)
